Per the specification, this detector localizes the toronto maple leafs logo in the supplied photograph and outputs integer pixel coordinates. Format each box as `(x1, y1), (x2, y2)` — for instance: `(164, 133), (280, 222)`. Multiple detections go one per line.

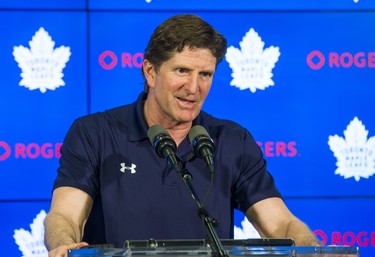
(328, 117), (375, 181)
(226, 28), (280, 93)
(14, 210), (48, 257)
(234, 216), (260, 239)
(13, 27), (71, 93)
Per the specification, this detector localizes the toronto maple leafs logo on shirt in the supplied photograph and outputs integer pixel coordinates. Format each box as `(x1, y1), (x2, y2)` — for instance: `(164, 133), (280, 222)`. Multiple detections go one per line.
(14, 210), (48, 257)
(13, 27), (71, 93)
(328, 117), (375, 181)
(226, 28), (280, 93)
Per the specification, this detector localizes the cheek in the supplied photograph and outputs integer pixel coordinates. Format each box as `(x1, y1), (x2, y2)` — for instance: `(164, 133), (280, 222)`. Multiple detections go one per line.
(200, 83), (212, 98)
(158, 75), (180, 90)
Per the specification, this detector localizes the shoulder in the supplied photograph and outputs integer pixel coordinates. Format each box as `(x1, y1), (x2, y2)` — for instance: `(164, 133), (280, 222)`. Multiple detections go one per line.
(198, 111), (261, 157)
(199, 111), (251, 139)
(74, 105), (131, 130)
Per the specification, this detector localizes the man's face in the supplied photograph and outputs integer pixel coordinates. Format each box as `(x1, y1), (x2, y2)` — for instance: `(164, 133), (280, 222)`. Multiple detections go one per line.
(145, 47), (216, 125)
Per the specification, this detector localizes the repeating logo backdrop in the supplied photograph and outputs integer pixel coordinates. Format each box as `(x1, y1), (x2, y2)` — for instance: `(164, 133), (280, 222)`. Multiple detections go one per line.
(0, 1), (374, 257)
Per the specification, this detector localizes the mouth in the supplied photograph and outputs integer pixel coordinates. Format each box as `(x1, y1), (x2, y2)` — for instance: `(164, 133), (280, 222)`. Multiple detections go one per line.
(177, 96), (197, 107)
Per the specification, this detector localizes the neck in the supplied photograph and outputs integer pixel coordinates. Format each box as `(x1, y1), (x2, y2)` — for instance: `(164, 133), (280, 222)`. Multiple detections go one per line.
(143, 97), (192, 146)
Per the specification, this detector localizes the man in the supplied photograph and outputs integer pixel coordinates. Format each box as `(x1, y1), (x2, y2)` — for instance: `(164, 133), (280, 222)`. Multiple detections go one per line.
(44, 14), (320, 257)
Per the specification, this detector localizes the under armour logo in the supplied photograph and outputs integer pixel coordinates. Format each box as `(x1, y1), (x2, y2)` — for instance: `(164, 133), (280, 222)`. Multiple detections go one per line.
(120, 163), (137, 174)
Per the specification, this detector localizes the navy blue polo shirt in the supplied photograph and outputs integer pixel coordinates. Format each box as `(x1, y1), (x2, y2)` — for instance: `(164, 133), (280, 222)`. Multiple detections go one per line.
(54, 92), (281, 247)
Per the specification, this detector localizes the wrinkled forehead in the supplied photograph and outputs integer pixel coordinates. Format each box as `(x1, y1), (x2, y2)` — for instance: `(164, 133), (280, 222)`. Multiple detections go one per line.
(168, 46), (217, 64)
(163, 47), (217, 69)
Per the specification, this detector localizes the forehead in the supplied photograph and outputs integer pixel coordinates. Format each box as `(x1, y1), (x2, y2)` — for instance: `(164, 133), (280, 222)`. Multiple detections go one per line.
(166, 47), (217, 69)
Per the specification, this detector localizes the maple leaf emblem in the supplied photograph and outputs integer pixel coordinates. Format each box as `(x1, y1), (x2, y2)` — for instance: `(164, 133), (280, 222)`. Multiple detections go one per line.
(226, 28), (280, 93)
(14, 210), (48, 257)
(13, 27), (71, 93)
(328, 117), (375, 181)
(234, 216), (260, 239)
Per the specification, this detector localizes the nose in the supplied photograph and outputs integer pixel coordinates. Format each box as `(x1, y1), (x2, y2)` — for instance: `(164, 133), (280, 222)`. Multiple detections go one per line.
(185, 74), (199, 94)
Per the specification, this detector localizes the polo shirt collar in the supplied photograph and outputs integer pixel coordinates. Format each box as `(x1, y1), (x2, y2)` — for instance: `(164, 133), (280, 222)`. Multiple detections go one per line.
(128, 91), (204, 142)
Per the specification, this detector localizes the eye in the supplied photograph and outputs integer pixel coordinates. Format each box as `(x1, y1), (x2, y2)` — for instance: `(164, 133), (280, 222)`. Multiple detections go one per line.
(200, 71), (213, 79)
(176, 67), (189, 74)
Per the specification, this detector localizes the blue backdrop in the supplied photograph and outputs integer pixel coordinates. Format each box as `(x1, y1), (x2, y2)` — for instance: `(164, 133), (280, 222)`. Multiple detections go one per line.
(0, 1), (374, 256)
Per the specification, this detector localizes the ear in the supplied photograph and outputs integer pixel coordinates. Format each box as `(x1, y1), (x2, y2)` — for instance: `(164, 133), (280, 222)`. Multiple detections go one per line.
(143, 59), (156, 89)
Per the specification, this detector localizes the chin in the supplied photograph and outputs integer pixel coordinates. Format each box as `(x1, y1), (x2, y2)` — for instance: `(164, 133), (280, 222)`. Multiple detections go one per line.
(174, 109), (199, 123)
(177, 115), (196, 124)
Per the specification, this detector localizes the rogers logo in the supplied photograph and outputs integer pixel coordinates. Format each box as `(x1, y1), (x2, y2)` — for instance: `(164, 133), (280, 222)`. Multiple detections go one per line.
(314, 229), (375, 247)
(307, 50), (375, 70)
(257, 141), (297, 157)
(99, 50), (144, 70)
(0, 142), (62, 161)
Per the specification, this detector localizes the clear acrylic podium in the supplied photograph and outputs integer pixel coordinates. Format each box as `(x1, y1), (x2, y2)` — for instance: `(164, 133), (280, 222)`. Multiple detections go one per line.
(68, 239), (359, 257)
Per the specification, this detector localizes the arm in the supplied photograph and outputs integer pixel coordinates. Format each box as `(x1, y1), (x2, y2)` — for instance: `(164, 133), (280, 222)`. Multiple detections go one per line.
(44, 186), (93, 257)
(246, 197), (321, 246)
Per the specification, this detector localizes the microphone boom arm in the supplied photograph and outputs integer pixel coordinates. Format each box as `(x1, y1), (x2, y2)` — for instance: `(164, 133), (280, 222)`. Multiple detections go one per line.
(148, 125), (227, 257)
(177, 165), (228, 257)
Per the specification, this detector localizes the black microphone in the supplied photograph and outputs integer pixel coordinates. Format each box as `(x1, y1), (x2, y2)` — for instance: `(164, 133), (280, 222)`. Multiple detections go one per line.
(147, 124), (181, 172)
(188, 125), (215, 173)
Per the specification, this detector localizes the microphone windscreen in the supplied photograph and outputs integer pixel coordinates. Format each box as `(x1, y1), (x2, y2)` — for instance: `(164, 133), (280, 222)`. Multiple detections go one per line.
(188, 125), (209, 144)
(147, 124), (167, 145)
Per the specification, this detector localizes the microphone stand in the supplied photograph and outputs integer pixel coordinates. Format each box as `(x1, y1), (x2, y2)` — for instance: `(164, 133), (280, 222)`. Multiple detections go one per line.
(174, 161), (229, 257)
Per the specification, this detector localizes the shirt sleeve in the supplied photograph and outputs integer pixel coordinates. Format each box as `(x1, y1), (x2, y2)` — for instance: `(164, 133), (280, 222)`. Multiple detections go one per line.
(232, 130), (282, 213)
(53, 118), (100, 200)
